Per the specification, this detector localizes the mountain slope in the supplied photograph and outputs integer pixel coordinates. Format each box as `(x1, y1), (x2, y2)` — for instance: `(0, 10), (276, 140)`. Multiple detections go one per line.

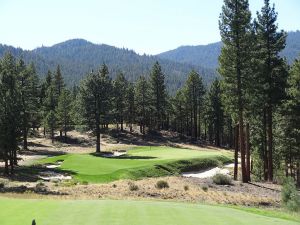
(0, 39), (217, 94)
(158, 31), (300, 69)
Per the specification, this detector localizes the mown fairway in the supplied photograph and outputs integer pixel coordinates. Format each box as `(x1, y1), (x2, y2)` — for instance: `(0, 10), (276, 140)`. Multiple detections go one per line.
(39, 146), (231, 183)
(0, 198), (299, 225)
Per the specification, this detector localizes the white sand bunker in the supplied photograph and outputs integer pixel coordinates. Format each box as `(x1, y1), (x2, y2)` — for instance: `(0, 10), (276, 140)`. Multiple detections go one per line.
(182, 167), (230, 178)
(45, 161), (62, 169)
(102, 150), (127, 158)
(182, 163), (239, 178)
(39, 171), (72, 181)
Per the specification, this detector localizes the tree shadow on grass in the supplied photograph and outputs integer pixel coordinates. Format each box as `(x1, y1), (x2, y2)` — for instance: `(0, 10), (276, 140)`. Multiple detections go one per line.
(90, 152), (157, 160)
(0, 164), (76, 183)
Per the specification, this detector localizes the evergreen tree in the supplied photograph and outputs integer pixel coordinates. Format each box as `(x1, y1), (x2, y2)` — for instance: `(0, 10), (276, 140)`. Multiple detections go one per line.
(0, 53), (21, 174)
(125, 83), (135, 132)
(113, 72), (128, 131)
(183, 70), (205, 140)
(207, 79), (224, 146)
(135, 76), (151, 134)
(79, 64), (112, 152)
(56, 89), (73, 141)
(219, 0), (253, 182)
(254, 0), (287, 181)
(54, 65), (64, 98)
(149, 62), (166, 130)
(17, 60), (40, 149)
(44, 84), (57, 143)
(279, 58), (300, 185)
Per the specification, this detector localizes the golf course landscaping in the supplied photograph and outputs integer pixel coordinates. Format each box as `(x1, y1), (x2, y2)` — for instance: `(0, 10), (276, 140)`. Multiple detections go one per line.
(0, 198), (299, 225)
(37, 146), (232, 183)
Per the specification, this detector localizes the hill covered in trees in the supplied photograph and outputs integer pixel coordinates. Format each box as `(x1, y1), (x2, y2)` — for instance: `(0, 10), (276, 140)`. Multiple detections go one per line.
(158, 31), (300, 69)
(0, 39), (217, 94)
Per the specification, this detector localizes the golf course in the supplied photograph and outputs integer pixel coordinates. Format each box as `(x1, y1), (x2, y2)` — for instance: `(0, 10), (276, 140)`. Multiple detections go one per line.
(1, 198), (299, 225)
(38, 146), (232, 183)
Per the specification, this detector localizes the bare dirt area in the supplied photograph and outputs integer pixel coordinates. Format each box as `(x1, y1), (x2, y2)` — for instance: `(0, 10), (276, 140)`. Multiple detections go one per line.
(0, 129), (282, 208)
(0, 176), (281, 207)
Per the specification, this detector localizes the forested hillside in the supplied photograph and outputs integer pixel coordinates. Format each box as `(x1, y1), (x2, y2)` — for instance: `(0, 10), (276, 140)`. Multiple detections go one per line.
(158, 31), (300, 69)
(0, 39), (217, 93)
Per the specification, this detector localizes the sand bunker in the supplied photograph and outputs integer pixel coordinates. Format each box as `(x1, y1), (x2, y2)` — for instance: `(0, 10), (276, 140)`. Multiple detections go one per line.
(182, 163), (239, 178)
(39, 171), (72, 181)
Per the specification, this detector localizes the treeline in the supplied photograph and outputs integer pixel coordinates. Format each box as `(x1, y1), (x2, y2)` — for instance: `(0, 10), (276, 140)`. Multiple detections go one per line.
(218, 0), (299, 185)
(0, 0), (299, 186)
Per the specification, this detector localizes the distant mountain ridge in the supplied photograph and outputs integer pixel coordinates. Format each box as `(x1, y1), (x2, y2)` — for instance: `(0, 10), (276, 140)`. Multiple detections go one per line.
(158, 31), (300, 69)
(0, 39), (217, 94)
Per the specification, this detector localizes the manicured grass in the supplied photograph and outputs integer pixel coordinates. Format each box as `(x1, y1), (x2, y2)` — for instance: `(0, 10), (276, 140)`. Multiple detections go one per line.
(38, 146), (232, 183)
(0, 198), (299, 225)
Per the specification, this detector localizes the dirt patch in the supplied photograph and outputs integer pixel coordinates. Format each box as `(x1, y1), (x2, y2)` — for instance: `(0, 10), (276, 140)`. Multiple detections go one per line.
(36, 176), (280, 207)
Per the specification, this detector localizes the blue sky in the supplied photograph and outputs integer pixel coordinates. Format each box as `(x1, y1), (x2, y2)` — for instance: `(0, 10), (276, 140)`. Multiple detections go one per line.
(0, 0), (299, 55)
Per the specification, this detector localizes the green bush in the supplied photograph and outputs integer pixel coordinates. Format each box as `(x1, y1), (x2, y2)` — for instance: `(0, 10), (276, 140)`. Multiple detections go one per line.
(212, 173), (232, 185)
(155, 180), (169, 189)
(202, 185), (208, 192)
(128, 182), (139, 191)
(282, 177), (300, 212)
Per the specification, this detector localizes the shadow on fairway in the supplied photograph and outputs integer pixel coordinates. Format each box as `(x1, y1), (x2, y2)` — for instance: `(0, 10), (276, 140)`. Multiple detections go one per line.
(90, 153), (157, 160)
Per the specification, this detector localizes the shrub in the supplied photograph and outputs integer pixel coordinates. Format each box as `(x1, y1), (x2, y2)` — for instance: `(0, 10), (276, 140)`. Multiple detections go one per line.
(212, 173), (232, 185)
(35, 182), (47, 192)
(0, 182), (5, 189)
(282, 177), (300, 212)
(155, 180), (169, 189)
(184, 185), (189, 191)
(128, 182), (139, 191)
(81, 181), (88, 185)
(202, 186), (208, 192)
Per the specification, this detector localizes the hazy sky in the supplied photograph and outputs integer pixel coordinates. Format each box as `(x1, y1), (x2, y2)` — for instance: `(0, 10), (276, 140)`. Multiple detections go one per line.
(0, 0), (299, 55)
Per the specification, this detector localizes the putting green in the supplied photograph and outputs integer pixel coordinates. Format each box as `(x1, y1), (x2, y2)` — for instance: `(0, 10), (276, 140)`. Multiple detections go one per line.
(0, 198), (299, 225)
(39, 146), (231, 183)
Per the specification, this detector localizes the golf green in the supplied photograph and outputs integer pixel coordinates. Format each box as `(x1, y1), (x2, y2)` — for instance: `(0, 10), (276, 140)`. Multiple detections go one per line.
(39, 146), (231, 183)
(0, 198), (299, 225)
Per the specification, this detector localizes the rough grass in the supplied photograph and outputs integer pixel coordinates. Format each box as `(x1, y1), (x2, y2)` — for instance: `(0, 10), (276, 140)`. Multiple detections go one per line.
(37, 146), (232, 183)
(0, 198), (299, 225)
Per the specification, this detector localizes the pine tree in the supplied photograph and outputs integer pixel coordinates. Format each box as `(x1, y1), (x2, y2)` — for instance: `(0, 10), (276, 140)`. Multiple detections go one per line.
(254, 0), (287, 181)
(44, 84), (57, 143)
(54, 65), (64, 98)
(183, 70), (205, 140)
(113, 72), (128, 131)
(219, 0), (253, 182)
(17, 60), (40, 150)
(0, 53), (22, 174)
(79, 64), (112, 152)
(149, 62), (166, 130)
(56, 89), (73, 141)
(135, 76), (151, 134)
(54, 65), (65, 139)
(125, 83), (135, 132)
(207, 79), (224, 146)
(279, 58), (300, 185)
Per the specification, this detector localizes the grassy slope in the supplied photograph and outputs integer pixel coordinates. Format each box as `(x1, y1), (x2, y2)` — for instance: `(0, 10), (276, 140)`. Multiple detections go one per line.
(0, 198), (299, 225)
(38, 146), (232, 183)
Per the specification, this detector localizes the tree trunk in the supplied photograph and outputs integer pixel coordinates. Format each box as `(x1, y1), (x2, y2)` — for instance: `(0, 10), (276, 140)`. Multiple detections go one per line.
(60, 130), (62, 140)
(23, 128), (28, 150)
(267, 106), (273, 181)
(4, 157), (9, 175)
(121, 118), (123, 131)
(96, 122), (101, 153)
(263, 108), (268, 181)
(234, 124), (239, 180)
(245, 123), (251, 182)
(51, 128), (54, 143)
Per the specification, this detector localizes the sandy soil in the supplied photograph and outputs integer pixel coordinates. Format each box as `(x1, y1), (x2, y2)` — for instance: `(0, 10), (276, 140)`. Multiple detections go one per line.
(0, 129), (282, 207)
